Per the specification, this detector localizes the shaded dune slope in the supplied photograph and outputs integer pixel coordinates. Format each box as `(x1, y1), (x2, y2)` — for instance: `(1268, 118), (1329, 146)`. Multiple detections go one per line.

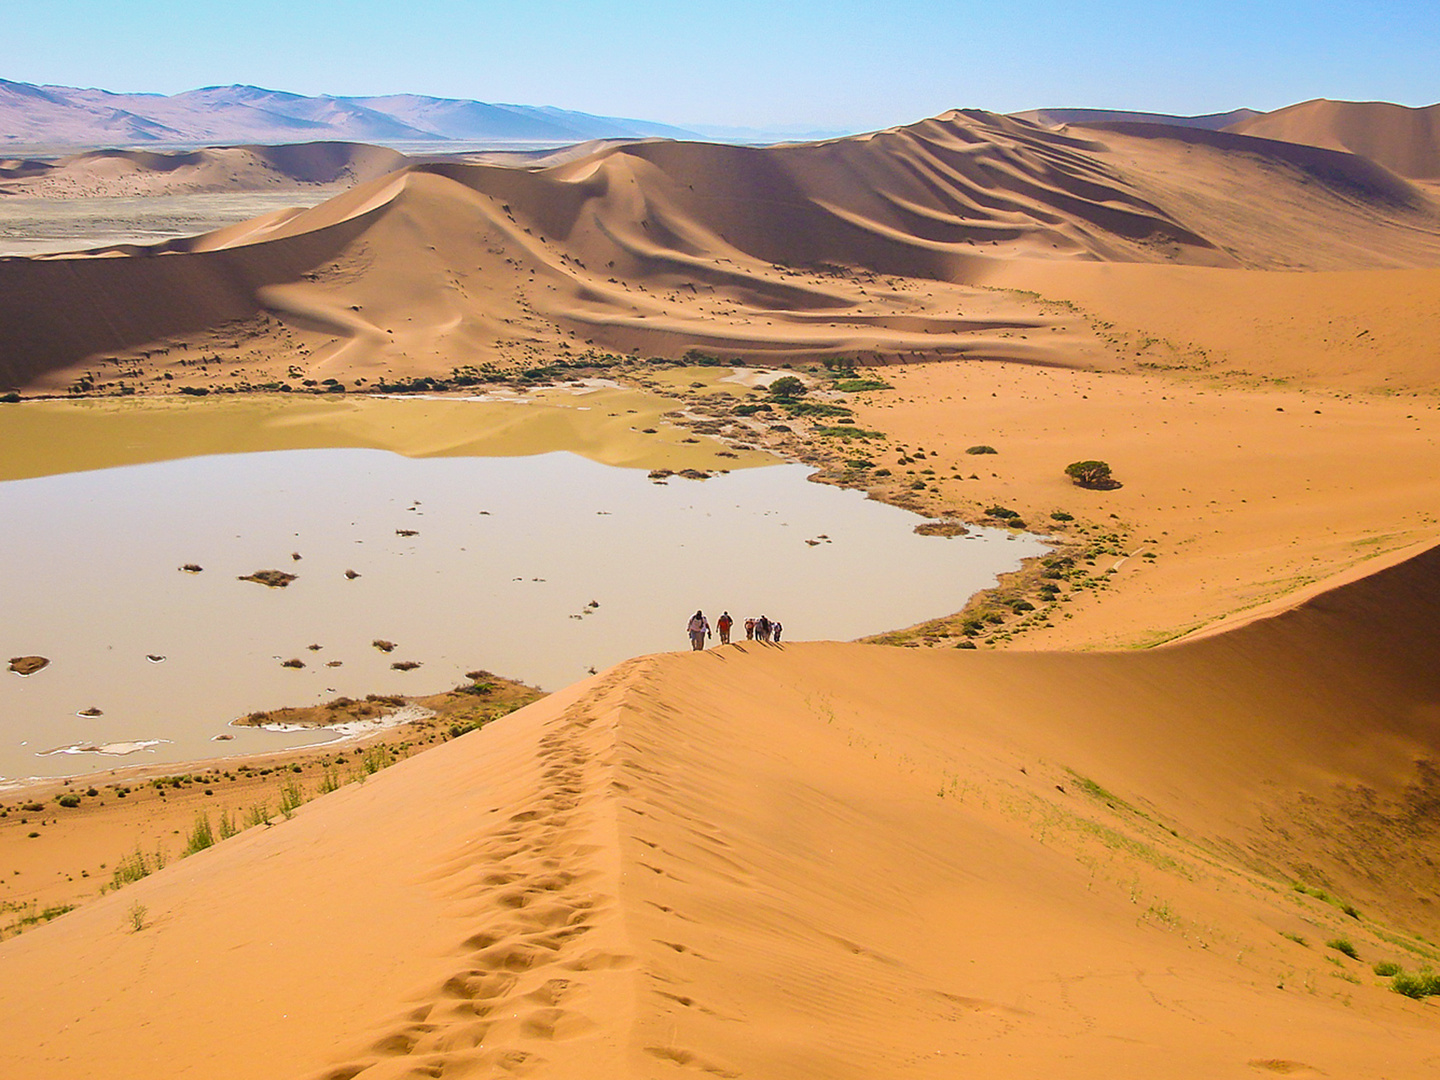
(3, 545), (1438, 1078)
(6, 110), (1440, 389)
(1228, 99), (1440, 180)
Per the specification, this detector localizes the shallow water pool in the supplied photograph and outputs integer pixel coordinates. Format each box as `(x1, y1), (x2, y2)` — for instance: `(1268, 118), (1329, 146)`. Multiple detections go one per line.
(0, 448), (1047, 779)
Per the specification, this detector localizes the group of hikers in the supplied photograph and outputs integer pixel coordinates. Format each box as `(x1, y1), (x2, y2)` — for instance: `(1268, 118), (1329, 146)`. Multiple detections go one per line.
(687, 610), (783, 650)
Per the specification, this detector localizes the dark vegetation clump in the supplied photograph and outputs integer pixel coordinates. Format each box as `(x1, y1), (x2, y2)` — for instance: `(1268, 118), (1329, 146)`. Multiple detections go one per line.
(1065, 460), (1121, 489)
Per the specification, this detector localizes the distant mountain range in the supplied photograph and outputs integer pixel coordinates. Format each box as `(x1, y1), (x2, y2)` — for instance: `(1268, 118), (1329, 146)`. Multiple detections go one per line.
(0, 79), (703, 149)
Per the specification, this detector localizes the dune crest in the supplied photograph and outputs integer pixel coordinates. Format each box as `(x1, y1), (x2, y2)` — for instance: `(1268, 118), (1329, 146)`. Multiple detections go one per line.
(1228, 98), (1440, 180)
(4, 543), (1440, 1076)
(7, 108), (1440, 394)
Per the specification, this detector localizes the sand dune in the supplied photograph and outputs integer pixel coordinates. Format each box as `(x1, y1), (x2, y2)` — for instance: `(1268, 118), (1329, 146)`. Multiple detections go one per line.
(3, 542), (1439, 1078)
(1016, 106), (1260, 130)
(0, 142), (407, 199)
(1228, 99), (1440, 180)
(6, 107), (1440, 394)
(5, 103), (1440, 1076)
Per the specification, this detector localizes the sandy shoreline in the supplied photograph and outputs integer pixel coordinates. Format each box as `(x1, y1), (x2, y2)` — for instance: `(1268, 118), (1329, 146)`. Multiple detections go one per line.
(0, 678), (542, 934)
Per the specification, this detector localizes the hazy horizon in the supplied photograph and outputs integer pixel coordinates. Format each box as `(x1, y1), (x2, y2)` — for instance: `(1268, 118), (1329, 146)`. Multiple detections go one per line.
(4, 0), (1437, 131)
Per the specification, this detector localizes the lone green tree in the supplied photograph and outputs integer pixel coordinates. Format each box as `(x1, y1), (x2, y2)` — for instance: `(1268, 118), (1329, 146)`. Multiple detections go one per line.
(1064, 460), (1116, 488)
(767, 375), (807, 399)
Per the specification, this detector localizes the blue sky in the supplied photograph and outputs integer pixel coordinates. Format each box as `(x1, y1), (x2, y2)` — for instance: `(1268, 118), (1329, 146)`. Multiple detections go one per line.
(4, 0), (1437, 131)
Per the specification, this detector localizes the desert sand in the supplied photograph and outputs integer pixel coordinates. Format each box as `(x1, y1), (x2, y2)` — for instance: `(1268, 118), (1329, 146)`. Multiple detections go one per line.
(2, 545), (1439, 1077)
(2, 103), (1440, 1075)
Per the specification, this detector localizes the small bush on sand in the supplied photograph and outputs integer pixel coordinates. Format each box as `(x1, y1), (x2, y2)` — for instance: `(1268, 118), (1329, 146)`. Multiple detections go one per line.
(217, 809), (239, 840)
(278, 778), (305, 819)
(1374, 961), (1403, 977)
(1065, 460), (1119, 489)
(767, 375), (806, 399)
(1326, 937), (1359, 960)
(1392, 970), (1440, 999)
(965, 445), (997, 455)
(110, 848), (155, 890)
(184, 813), (215, 855)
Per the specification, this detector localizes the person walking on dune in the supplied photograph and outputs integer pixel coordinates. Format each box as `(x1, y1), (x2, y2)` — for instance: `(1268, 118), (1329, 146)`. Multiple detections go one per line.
(745, 617), (756, 641)
(688, 610), (711, 651)
(755, 615), (771, 643)
(771, 619), (783, 643)
(717, 611), (733, 645)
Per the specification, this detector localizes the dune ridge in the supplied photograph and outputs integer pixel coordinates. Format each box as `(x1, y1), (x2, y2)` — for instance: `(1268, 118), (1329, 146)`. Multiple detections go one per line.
(1228, 98), (1440, 180)
(6, 108), (1440, 393)
(3, 543), (1439, 1077)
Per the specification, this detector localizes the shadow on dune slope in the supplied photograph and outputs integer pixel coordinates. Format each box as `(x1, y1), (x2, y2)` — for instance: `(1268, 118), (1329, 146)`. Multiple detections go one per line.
(6, 109), (1440, 390)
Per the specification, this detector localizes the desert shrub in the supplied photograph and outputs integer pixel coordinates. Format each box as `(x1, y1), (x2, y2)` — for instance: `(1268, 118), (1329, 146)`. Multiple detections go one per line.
(217, 810), (239, 839)
(1065, 460), (1117, 488)
(872, 468), (891, 476)
(1391, 971), (1440, 999)
(184, 813), (215, 855)
(1374, 961), (1403, 977)
(1012, 600), (1036, 613)
(278, 778), (305, 818)
(1326, 937), (1359, 960)
(361, 745), (395, 776)
(835, 378), (890, 392)
(1051, 510), (1074, 522)
(1008, 519), (1027, 529)
(110, 849), (155, 889)
(965, 445), (997, 455)
(767, 375), (806, 399)
(783, 400), (853, 418)
(733, 402), (771, 415)
(986, 506), (1019, 519)
(0, 392), (19, 404)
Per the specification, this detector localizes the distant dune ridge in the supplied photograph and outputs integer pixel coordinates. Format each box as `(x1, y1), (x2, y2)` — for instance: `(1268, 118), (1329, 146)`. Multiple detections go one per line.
(1225, 98), (1440, 179)
(5, 105), (1440, 392)
(1014, 106), (1261, 130)
(0, 78), (699, 149)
